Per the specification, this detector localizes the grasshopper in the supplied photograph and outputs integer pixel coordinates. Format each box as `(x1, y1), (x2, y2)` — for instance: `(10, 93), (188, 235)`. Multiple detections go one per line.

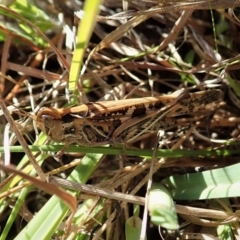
(35, 89), (223, 154)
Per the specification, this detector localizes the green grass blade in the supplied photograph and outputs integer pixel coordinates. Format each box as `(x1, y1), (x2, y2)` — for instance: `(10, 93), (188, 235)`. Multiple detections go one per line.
(69, 0), (103, 94)
(162, 162), (240, 200)
(2, 145), (240, 158)
(14, 153), (103, 239)
(126, 216), (144, 240)
(0, 187), (30, 240)
(148, 183), (179, 230)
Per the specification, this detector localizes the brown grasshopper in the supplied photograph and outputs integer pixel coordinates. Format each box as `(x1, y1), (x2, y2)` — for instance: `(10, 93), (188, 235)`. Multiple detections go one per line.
(35, 89), (223, 154)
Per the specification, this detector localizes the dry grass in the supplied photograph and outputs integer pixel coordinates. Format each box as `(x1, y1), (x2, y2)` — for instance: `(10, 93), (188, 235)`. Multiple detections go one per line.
(1, 1), (240, 239)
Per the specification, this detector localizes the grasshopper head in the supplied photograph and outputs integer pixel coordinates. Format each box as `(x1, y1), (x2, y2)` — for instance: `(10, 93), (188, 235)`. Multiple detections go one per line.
(36, 107), (64, 142)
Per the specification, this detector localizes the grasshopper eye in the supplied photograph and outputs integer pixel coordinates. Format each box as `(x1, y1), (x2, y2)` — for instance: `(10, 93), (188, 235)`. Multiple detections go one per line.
(41, 115), (55, 129)
(36, 114), (55, 134)
(37, 114), (64, 142)
(36, 107), (61, 133)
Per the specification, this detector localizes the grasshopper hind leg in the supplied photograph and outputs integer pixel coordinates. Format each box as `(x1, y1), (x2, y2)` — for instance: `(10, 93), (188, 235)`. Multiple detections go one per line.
(118, 118), (177, 144)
